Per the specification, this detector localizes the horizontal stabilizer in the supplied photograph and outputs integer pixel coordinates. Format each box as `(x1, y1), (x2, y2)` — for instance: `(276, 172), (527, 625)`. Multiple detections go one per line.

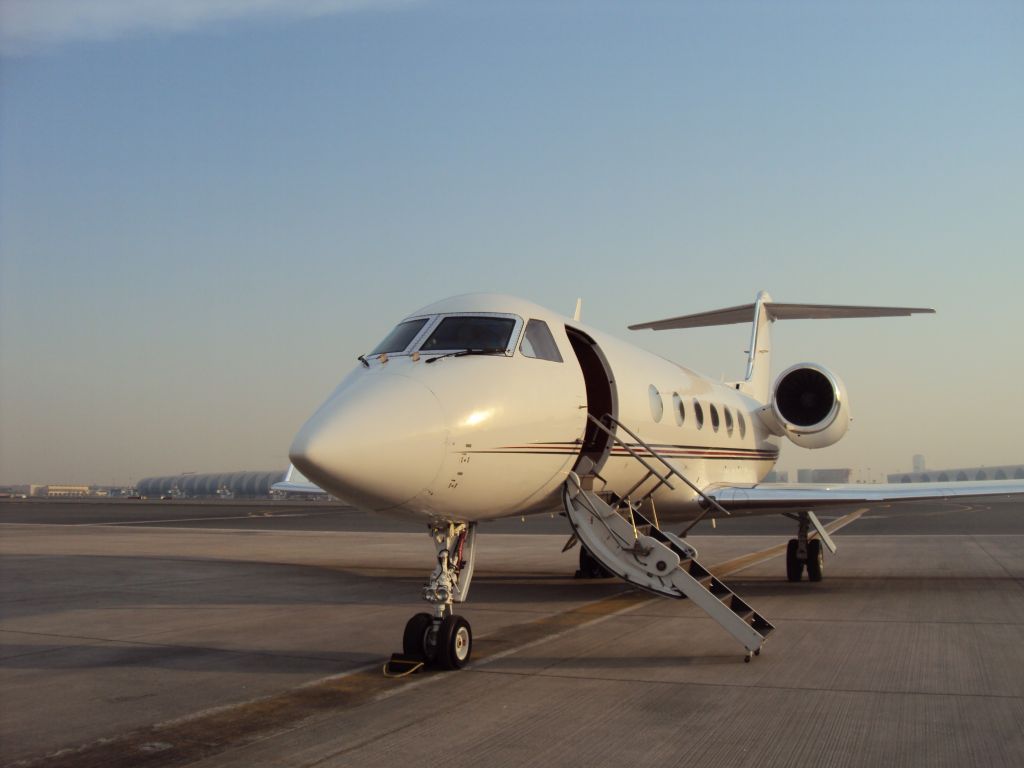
(629, 302), (934, 331)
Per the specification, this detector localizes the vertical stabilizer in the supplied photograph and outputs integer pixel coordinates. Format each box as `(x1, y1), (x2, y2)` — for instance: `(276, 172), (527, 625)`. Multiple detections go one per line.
(742, 291), (773, 402)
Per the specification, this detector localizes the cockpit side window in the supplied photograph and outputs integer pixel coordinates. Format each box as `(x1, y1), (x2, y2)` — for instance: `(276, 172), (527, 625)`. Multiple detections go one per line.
(519, 319), (563, 362)
(370, 318), (429, 355)
(420, 316), (517, 352)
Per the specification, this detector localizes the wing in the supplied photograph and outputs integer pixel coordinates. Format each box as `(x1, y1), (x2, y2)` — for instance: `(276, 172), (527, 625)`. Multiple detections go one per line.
(705, 479), (1024, 516)
(271, 464), (327, 495)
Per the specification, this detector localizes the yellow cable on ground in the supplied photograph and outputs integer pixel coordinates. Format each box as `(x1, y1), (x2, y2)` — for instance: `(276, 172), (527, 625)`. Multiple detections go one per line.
(382, 660), (425, 678)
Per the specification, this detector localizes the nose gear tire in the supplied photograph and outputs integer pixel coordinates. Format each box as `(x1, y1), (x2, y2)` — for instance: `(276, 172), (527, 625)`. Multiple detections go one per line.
(402, 613), (434, 660)
(436, 615), (472, 670)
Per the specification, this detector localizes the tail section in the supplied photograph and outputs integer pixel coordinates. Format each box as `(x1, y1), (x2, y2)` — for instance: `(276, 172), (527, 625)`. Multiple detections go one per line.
(628, 292), (934, 403)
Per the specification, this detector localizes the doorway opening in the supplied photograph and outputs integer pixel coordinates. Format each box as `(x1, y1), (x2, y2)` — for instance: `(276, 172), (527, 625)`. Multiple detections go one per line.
(566, 327), (617, 474)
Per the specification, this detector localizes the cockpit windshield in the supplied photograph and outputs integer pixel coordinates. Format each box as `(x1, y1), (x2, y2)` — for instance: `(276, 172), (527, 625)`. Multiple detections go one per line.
(420, 316), (517, 353)
(370, 318), (429, 355)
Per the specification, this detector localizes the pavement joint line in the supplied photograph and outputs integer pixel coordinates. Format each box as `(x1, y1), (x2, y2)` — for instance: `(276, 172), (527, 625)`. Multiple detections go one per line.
(471, 667), (1024, 701)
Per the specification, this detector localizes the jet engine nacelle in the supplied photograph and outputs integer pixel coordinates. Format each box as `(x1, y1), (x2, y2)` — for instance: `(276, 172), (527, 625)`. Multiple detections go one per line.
(759, 363), (850, 449)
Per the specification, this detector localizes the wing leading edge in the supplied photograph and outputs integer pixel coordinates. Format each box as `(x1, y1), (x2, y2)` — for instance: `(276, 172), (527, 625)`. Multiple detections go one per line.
(705, 479), (1024, 516)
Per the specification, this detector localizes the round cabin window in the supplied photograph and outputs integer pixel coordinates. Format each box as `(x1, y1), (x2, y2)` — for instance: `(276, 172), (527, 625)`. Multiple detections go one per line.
(648, 385), (664, 423)
(672, 393), (685, 426)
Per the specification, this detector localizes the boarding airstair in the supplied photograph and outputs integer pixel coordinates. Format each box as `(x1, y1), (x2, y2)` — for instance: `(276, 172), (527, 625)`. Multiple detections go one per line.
(562, 415), (774, 660)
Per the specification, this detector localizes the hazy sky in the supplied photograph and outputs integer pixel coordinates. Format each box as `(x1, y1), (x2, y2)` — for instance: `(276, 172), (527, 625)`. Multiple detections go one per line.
(1, 0), (1021, 485)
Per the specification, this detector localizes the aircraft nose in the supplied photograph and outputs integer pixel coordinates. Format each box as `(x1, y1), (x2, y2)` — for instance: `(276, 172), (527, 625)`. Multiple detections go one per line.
(289, 374), (447, 511)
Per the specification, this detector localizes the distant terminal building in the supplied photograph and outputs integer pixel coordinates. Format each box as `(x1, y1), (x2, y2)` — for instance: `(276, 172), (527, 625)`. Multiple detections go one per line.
(137, 470), (287, 499)
(888, 464), (1024, 483)
(797, 468), (852, 484)
(763, 470), (789, 483)
(1, 484), (137, 498)
(42, 484), (91, 497)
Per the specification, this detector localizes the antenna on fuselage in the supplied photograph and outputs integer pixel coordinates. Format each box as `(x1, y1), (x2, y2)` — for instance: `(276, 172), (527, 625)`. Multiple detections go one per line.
(573, 298), (582, 322)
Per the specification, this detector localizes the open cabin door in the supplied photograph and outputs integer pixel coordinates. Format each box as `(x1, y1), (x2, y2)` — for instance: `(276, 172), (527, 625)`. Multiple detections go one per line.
(566, 327), (617, 475)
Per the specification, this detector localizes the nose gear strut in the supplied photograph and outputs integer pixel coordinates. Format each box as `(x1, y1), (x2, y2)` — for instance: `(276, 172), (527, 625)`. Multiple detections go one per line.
(384, 521), (478, 675)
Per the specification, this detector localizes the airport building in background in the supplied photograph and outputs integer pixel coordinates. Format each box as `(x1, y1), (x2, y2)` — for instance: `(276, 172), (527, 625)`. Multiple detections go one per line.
(797, 468), (852, 484)
(764, 469), (854, 483)
(888, 463), (1024, 483)
(40, 484), (91, 497)
(1, 485), (138, 498)
(136, 470), (287, 499)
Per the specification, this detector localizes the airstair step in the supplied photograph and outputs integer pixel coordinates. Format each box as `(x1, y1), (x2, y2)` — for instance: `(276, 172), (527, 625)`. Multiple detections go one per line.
(687, 561), (711, 579)
(709, 580), (731, 598)
(729, 595), (752, 613)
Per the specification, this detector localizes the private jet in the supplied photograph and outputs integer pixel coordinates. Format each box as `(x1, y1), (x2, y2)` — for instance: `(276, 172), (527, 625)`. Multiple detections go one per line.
(279, 291), (1024, 670)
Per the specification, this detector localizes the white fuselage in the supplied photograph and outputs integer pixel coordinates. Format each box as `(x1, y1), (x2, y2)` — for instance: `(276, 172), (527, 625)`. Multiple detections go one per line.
(289, 294), (779, 523)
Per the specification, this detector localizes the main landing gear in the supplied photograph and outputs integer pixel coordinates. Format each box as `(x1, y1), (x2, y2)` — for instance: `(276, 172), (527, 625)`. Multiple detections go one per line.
(785, 512), (824, 583)
(388, 521), (478, 674)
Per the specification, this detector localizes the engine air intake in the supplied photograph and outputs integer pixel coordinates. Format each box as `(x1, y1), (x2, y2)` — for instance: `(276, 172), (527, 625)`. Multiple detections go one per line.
(775, 367), (836, 427)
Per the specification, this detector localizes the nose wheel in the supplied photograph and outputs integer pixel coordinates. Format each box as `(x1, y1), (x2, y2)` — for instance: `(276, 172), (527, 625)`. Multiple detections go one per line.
(402, 613), (434, 659)
(401, 612), (473, 670)
(436, 615), (473, 669)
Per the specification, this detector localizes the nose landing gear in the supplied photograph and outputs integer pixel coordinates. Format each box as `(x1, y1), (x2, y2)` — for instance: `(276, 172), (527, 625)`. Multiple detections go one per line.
(386, 521), (477, 675)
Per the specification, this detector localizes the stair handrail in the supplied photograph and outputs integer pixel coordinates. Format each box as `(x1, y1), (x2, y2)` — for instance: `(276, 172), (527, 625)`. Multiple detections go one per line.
(585, 415), (676, 492)
(587, 413), (732, 520)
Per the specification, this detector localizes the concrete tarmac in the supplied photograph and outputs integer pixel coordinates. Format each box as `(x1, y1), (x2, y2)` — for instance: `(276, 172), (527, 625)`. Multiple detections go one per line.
(1, 498), (1022, 767)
